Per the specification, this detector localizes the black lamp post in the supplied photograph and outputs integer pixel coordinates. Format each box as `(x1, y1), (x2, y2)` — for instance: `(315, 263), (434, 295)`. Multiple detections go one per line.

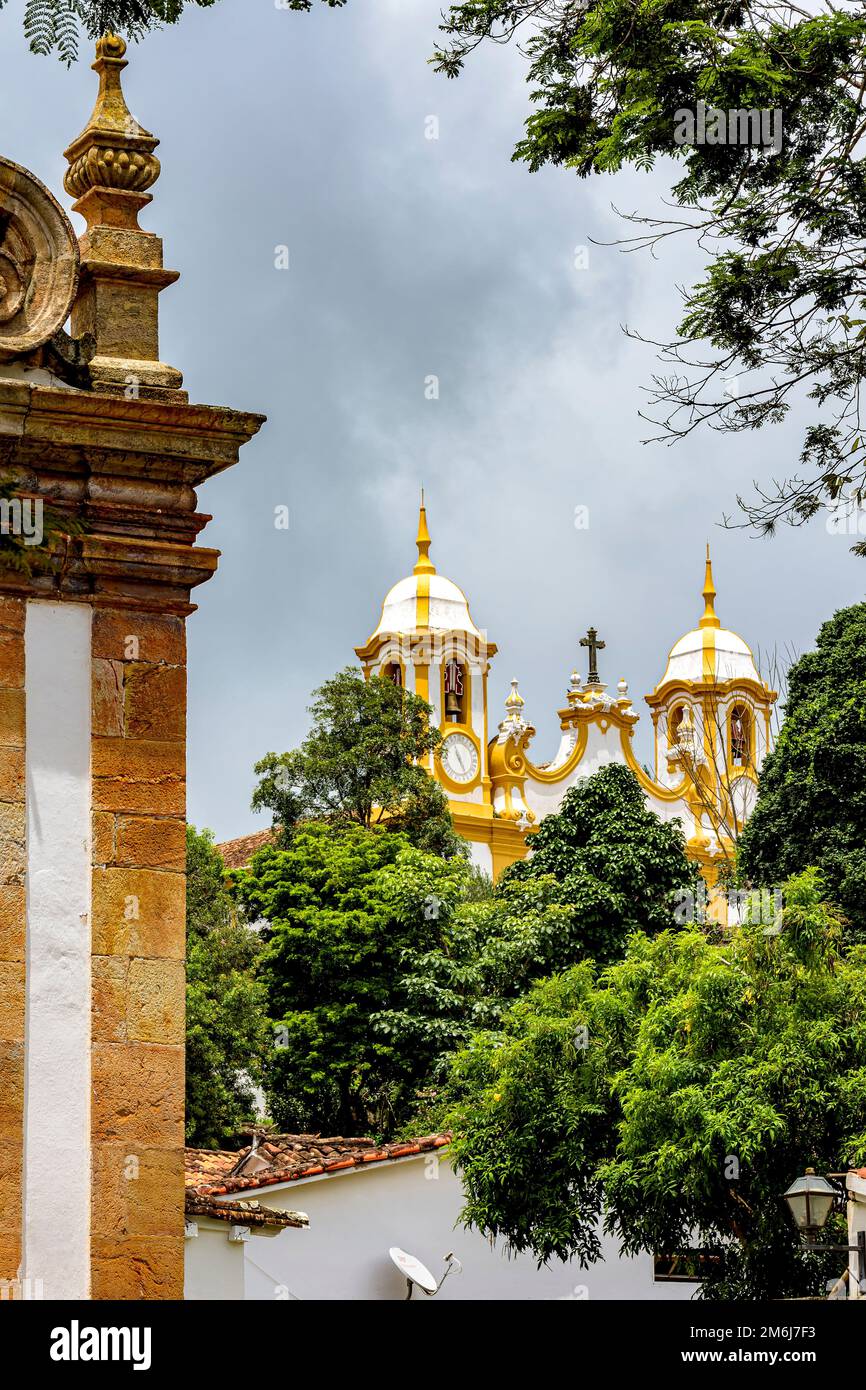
(783, 1168), (866, 1293)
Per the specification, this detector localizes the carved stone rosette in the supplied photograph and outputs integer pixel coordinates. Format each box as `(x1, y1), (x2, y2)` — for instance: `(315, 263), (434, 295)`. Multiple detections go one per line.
(0, 157), (79, 361)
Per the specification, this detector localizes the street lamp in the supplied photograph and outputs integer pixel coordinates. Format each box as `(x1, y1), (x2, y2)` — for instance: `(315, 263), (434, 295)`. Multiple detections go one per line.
(782, 1169), (839, 1238)
(782, 1167), (866, 1293)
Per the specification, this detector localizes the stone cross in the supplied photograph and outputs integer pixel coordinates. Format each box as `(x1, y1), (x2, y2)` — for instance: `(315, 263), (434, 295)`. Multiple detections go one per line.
(580, 627), (606, 685)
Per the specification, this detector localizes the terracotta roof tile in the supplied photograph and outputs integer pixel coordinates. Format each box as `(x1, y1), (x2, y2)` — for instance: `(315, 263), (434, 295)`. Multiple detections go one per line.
(216, 828), (277, 870)
(185, 1191), (308, 1229)
(185, 1132), (451, 1197)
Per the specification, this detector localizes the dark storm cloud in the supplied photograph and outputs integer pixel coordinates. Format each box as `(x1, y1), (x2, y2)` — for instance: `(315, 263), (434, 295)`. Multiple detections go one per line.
(1, 0), (859, 839)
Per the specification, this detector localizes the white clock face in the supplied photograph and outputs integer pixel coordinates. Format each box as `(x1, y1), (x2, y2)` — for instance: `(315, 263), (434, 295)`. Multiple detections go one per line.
(440, 732), (479, 784)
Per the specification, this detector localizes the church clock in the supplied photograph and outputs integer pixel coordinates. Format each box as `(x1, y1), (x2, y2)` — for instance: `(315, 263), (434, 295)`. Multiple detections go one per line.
(439, 731), (479, 784)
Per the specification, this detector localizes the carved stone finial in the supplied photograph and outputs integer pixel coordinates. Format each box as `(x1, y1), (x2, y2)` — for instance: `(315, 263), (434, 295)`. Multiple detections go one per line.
(63, 33), (161, 229)
(0, 156), (79, 363)
(62, 36), (183, 397)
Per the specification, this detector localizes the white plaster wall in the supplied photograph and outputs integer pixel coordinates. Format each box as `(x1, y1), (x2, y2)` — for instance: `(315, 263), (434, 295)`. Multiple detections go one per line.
(187, 1157), (697, 1302)
(467, 841), (493, 876)
(846, 1175), (866, 1299)
(185, 1223), (247, 1300)
(524, 723), (622, 822)
(22, 600), (92, 1300)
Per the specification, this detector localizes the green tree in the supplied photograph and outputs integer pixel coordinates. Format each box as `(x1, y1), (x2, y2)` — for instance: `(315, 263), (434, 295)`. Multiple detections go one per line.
(377, 858), (573, 1062)
(433, 2), (866, 540)
(185, 825), (269, 1149)
(439, 870), (866, 1299)
(251, 666), (462, 859)
(236, 823), (469, 1136)
(738, 601), (866, 941)
(503, 762), (700, 964)
(3, 0), (345, 63)
(1, 0), (217, 61)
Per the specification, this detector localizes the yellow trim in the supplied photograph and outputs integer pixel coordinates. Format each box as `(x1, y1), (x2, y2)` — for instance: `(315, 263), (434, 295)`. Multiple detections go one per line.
(449, 806), (535, 881)
(620, 727), (692, 803)
(701, 623), (716, 682)
(646, 676), (777, 710)
(416, 573), (430, 630)
(523, 723), (589, 785)
(699, 543), (721, 630)
(727, 700), (754, 772)
(378, 654), (406, 688)
(414, 492), (436, 577)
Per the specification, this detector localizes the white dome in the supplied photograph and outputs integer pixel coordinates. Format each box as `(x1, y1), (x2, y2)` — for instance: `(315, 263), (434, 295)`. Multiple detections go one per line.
(372, 571), (484, 641)
(660, 626), (760, 686)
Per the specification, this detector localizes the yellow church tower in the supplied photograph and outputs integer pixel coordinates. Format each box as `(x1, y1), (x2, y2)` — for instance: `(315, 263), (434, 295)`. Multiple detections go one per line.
(356, 501), (777, 890)
(355, 495), (520, 873)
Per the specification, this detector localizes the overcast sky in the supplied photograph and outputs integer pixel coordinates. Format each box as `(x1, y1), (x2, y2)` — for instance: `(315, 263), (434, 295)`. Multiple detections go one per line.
(1, 0), (861, 842)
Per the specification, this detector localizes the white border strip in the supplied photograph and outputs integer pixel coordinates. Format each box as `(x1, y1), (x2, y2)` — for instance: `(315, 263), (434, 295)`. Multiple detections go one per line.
(22, 601), (92, 1300)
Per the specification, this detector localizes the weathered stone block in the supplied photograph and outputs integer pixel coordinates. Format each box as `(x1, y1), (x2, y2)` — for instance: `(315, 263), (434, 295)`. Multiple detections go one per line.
(0, 1139), (22, 1224)
(92, 610), (186, 667)
(0, 689), (24, 748)
(92, 811), (115, 866)
(90, 1235), (184, 1300)
(91, 1042), (184, 1147)
(0, 884), (24, 961)
(0, 802), (25, 884)
(0, 749), (24, 803)
(116, 815), (185, 871)
(92, 955), (128, 1043)
(0, 598), (24, 635)
(91, 1144), (184, 1239)
(0, 633), (23, 690)
(0, 1041), (24, 1128)
(92, 657), (124, 737)
(124, 662), (186, 739)
(0, 962), (24, 1043)
(92, 737), (185, 816)
(0, 1231), (22, 1284)
(127, 958), (185, 1045)
(91, 867), (185, 959)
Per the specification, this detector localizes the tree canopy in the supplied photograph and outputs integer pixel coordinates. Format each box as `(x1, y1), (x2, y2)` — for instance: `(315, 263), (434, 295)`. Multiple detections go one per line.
(3, 0), (346, 63)
(433, 1), (866, 543)
(503, 762), (700, 964)
(1, 0), (216, 61)
(236, 823), (470, 1136)
(439, 870), (866, 1299)
(185, 825), (269, 1149)
(251, 666), (462, 859)
(738, 601), (866, 941)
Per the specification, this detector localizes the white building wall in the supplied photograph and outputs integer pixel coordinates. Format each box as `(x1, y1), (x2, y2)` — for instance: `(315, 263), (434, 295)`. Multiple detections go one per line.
(185, 1221), (249, 1300)
(22, 601), (92, 1300)
(186, 1156), (696, 1302)
(847, 1174), (866, 1299)
(467, 841), (493, 876)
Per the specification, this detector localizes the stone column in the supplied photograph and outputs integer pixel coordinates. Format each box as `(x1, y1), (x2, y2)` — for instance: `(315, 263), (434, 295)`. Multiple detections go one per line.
(0, 37), (264, 1299)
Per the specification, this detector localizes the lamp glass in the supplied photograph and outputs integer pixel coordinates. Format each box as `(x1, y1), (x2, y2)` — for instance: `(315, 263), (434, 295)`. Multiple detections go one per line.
(783, 1171), (838, 1231)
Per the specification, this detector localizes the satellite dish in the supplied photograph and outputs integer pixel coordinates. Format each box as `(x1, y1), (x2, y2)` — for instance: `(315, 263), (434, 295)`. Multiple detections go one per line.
(389, 1246), (462, 1299)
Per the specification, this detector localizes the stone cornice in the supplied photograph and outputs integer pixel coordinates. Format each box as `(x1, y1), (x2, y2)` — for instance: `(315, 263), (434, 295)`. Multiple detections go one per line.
(0, 379), (265, 613)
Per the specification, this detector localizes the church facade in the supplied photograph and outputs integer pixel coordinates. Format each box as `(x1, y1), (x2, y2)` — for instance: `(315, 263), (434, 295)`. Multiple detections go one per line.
(356, 500), (777, 890)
